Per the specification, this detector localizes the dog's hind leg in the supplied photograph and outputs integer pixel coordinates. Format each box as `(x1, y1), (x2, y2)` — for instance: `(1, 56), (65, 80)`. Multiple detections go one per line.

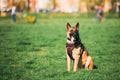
(88, 57), (94, 70)
(85, 56), (91, 70)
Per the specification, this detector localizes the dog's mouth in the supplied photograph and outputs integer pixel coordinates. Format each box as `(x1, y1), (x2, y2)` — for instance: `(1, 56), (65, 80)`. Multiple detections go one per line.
(70, 36), (75, 42)
(67, 36), (75, 44)
(67, 33), (76, 44)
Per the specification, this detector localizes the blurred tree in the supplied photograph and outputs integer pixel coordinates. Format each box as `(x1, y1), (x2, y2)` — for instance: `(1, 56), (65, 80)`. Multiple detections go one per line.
(53, 0), (56, 9)
(111, 0), (117, 4)
(27, 0), (30, 11)
(79, 0), (88, 13)
(87, 0), (95, 10)
(104, 0), (112, 12)
(95, 0), (103, 5)
(7, 0), (13, 9)
(16, 0), (25, 11)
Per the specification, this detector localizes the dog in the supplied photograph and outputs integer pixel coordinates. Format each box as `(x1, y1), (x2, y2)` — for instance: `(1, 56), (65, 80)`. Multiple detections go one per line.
(66, 22), (94, 72)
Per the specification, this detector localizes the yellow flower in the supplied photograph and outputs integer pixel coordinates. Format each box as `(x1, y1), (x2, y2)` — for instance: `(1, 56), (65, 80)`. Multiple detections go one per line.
(25, 16), (36, 23)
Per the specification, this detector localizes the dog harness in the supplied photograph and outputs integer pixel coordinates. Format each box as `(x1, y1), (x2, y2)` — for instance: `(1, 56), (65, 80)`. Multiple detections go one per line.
(66, 41), (84, 60)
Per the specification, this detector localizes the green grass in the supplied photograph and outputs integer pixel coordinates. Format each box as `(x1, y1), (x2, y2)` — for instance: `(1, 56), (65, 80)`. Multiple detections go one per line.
(0, 15), (120, 80)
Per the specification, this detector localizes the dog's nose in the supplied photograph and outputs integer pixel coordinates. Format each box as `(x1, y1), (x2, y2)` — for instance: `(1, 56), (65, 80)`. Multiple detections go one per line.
(70, 30), (73, 33)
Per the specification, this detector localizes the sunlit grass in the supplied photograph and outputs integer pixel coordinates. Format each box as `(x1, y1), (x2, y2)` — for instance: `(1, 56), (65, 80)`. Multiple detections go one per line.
(0, 16), (120, 80)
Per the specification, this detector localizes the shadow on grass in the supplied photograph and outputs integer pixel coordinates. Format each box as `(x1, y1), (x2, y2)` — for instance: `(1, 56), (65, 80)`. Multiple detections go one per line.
(94, 65), (98, 69)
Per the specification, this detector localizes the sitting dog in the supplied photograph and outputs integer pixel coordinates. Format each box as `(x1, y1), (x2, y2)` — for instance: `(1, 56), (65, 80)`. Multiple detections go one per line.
(66, 22), (94, 72)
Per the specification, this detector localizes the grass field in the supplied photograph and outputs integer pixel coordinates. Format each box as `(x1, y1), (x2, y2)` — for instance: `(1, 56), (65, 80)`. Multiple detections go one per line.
(0, 15), (120, 80)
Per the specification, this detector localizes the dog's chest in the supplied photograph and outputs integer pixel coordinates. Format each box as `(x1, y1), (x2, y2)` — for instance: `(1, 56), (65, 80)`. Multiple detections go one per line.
(66, 44), (81, 60)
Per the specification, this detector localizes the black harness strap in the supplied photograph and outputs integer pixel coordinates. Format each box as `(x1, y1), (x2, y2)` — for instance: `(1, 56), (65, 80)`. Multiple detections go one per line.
(80, 43), (84, 57)
(79, 43), (85, 68)
(66, 43), (75, 60)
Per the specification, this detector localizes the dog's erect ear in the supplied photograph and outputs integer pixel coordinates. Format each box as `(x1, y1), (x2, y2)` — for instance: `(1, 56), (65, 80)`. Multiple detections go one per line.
(76, 22), (79, 30)
(67, 23), (71, 30)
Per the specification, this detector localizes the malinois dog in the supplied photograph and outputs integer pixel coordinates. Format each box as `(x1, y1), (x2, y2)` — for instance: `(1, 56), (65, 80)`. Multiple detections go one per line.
(66, 22), (94, 72)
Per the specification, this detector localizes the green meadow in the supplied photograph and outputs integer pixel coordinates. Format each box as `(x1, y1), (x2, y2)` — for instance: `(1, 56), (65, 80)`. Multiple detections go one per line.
(0, 14), (120, 80)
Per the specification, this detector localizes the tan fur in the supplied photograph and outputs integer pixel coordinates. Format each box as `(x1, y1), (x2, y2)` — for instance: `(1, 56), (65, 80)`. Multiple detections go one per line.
(66, 23), (94, 72)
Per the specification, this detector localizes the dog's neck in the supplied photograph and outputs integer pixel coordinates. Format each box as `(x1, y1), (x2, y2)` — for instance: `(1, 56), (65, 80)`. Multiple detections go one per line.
(66, 37), (81, 47)
(66, 30), (82, 47)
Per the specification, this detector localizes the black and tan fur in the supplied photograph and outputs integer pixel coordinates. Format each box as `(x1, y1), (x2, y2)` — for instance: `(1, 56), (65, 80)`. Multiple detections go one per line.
(66, 22), (94, 72)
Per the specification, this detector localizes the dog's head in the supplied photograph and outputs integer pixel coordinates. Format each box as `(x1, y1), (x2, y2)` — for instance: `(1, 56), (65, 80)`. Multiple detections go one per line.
(66, 22), (80, 44)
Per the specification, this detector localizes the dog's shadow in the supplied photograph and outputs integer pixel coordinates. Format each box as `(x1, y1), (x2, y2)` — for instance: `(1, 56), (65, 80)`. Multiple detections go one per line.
(93, 65), (98, 69)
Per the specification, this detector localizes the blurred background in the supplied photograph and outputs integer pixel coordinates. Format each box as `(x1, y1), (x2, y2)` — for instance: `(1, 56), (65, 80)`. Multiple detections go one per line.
(0, 0), (119, 17)
(0, 1), (120, 80)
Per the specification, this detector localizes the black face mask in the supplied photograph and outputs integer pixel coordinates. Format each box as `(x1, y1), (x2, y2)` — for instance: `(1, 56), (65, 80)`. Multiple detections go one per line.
(73, 30), (80, 41)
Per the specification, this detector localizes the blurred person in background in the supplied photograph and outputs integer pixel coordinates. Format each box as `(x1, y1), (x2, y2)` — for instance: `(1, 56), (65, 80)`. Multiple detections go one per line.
(95, 5), (104, 22)
(11, 3), (17, 22)
(116, 0), (120, 18)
